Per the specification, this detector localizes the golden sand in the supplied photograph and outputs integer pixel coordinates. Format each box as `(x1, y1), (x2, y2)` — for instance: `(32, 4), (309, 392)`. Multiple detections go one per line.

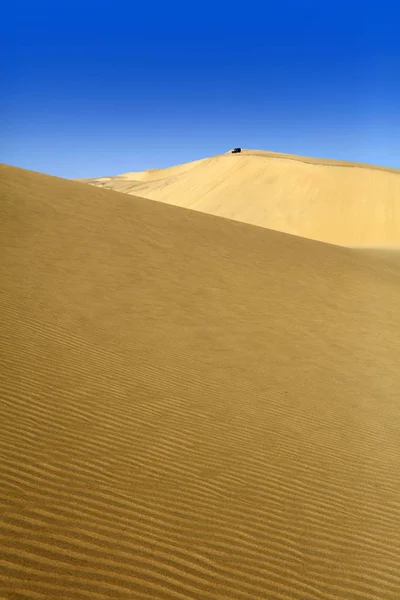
(1, 163), (400, 598)
(78, 149), (400, 246)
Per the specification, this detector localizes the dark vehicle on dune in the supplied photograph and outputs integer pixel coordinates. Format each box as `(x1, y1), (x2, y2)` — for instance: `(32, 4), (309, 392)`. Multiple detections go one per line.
(231, 148), (242, 154)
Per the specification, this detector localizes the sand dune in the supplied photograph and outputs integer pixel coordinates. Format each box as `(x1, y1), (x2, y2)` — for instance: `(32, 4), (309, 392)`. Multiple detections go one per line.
(78, 149), (400, 246)
(2, 163), (400, 599)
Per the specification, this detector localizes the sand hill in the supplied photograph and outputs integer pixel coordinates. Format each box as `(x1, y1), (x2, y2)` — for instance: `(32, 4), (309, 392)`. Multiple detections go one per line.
(78, 149), (400, 246)
(2, 163), (400, 599)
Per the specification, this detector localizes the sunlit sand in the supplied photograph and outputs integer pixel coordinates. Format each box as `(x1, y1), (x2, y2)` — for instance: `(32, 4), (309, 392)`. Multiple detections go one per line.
(78, 149), (400, 246)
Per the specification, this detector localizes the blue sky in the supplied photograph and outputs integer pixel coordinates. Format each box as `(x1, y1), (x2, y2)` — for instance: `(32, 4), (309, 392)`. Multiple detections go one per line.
(1, 0), (399, 178)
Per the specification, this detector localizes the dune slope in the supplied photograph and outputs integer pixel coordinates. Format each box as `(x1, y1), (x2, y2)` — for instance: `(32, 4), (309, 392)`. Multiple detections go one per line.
(2, 164), (400, 599)
(79, 149), (400, 246)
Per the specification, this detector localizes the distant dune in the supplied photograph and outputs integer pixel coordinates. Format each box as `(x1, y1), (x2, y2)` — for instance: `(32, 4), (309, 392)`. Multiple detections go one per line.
(2, 163), (400, 599)
(78, 149), (400, 246)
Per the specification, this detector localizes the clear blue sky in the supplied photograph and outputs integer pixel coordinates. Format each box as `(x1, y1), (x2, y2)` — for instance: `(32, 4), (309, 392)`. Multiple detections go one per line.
(1, 0), (399, 178)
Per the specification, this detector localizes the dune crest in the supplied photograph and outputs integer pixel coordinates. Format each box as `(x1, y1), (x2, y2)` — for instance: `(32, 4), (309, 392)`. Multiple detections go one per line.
(2, 163), (400, 599)
(78, 149), (400, 246)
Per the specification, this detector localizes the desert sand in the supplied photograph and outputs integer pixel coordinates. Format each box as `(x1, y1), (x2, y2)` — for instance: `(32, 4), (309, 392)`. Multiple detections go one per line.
(2, 162), (400, 599)
(78, 149), (400, 246)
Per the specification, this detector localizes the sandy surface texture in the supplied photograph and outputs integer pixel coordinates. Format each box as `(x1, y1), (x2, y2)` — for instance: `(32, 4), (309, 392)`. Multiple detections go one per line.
(2, 163), (400, 599)
(78, 149), (400, 246)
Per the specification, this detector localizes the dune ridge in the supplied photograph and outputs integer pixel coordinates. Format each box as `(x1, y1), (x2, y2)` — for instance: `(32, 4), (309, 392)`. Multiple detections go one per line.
(2, 163), (400, 599)
(78, 149), (400, 246)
